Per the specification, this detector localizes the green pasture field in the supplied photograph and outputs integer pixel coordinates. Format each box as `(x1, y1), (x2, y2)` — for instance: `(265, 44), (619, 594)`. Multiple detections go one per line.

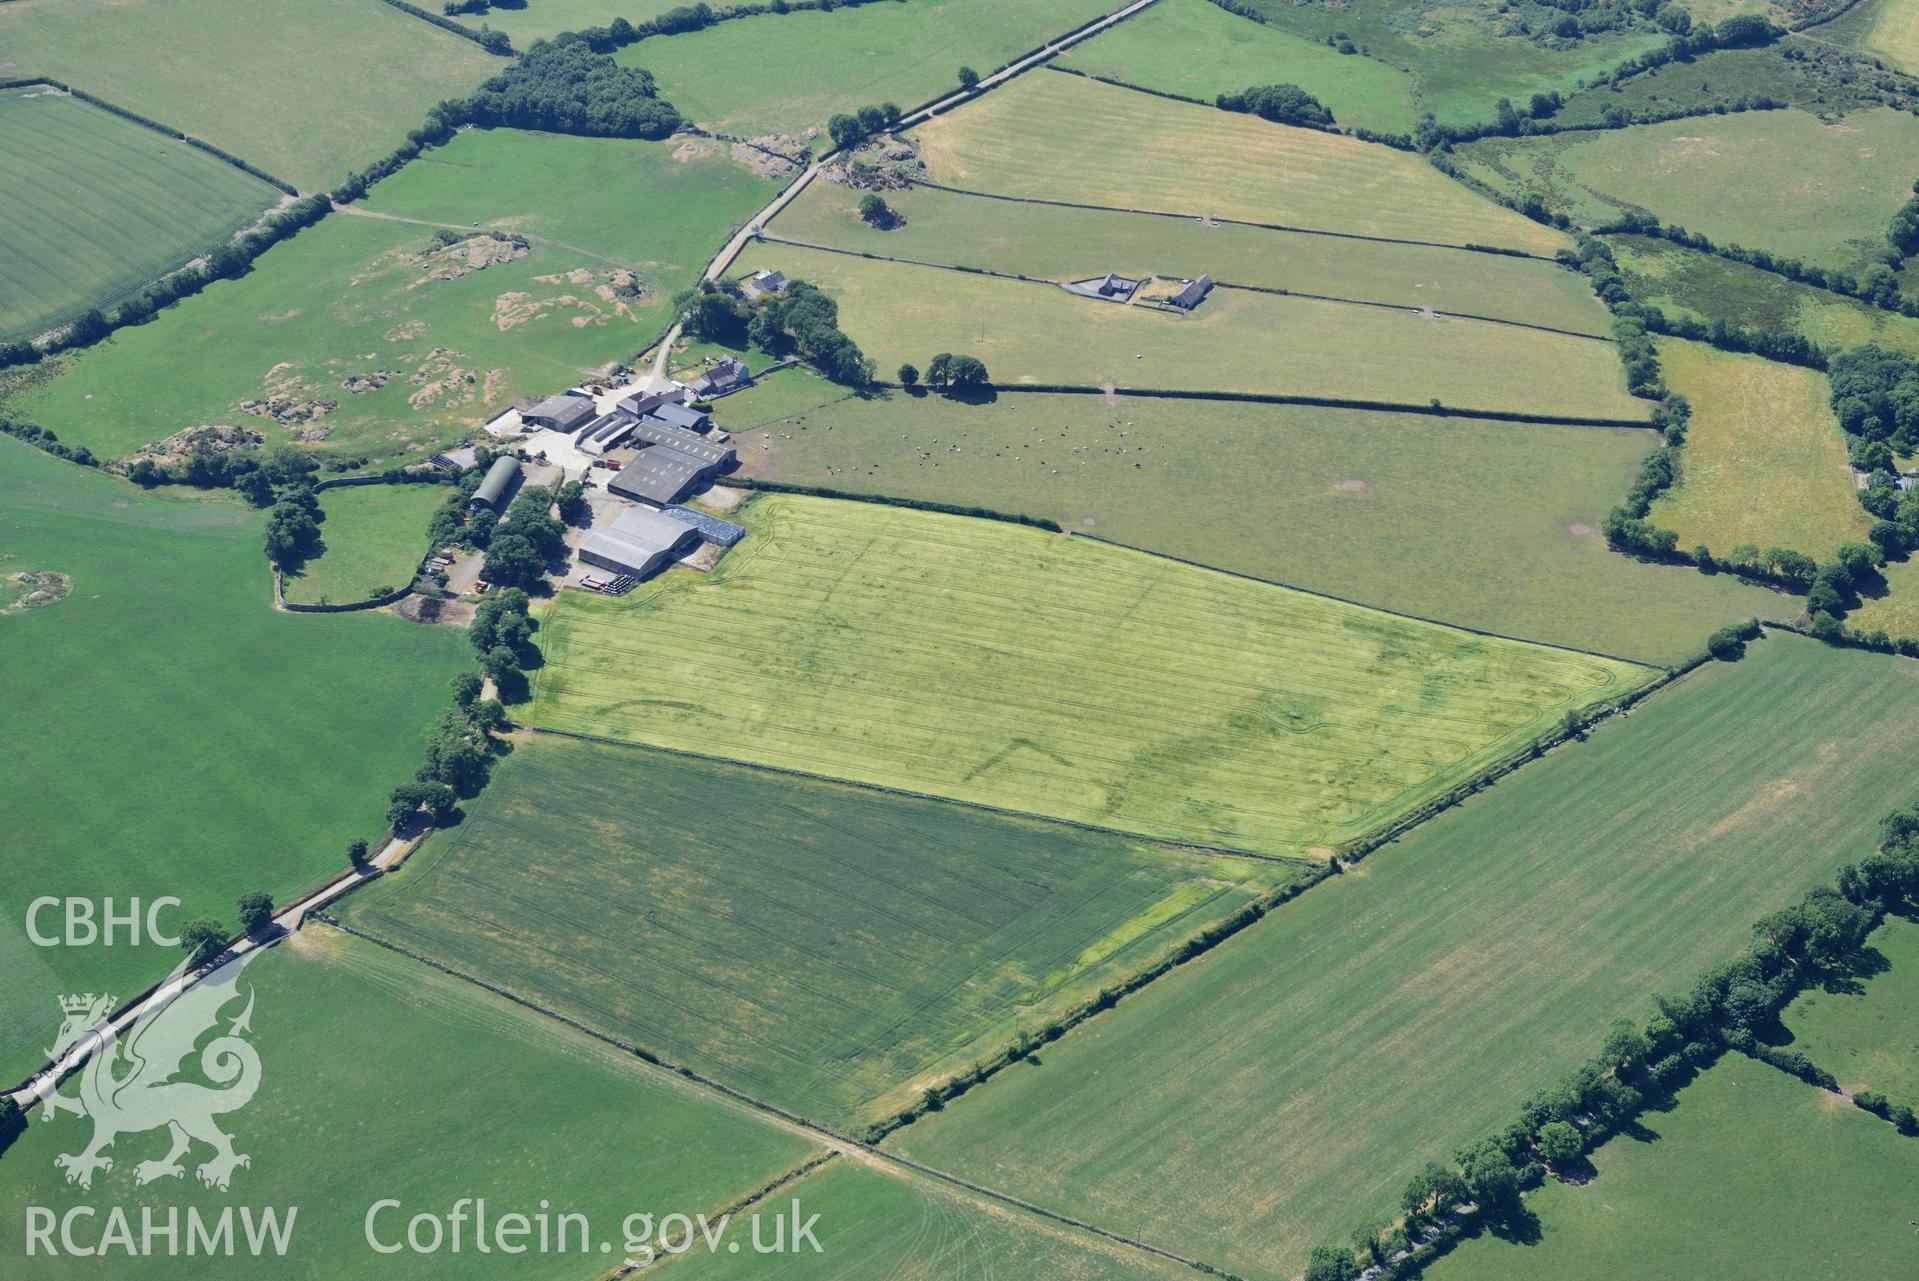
(1608, 233), (1919, 358)
(0, 89), (279, 343)
(0, 440), (467, 1084)
(735, 392), (1782, 662)
(668, 1159), (1192, 1280)
(280, 482), (443, 605)
(1454, 108), (1919, 275)
(0, 926), (819, 1279)
(1848, 557), (1919, 641)
(768, 179), (1611, 335)
(707, 368), (847, 428)
(1862, 0), (1919, 73)
(453, 0), (694, 45)
(1427, 1056), (1919, 1281)
(731, 243), (1644, 419)
(22, 130), (775, 465)
(912, 71), (1569, 255)
(531, 493), (1649, 860)
(1780, 915), (1919, 1102)
(1649, 339), (1869, 559)
(340, 735), (1297, 1127)
(622, 0), (1119, 137)
(0, 0), (500, 192)
(891, 636), (1919, 1279)
(1226, 0), (1668, 125)
(358, 127), (774, 267)
(1054, 0), (1418, 134)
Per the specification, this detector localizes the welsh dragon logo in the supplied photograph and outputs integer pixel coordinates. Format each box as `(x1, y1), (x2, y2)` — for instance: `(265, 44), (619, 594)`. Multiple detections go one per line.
(38, 948), (265, 1191)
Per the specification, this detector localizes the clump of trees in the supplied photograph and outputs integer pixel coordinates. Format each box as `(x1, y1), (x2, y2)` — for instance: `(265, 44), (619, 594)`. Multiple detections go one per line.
(480, 483), (568, 590)
(461, 37), (681, 138)
(1829, 345), (1919, 455)
(858, 193), (900, 228)
(263, 496), (323, 572)
(236, 893), (275, 936)
(1215, 83), (1334, 128)
(827, 102), (902, 151)
(922, 352), (989, 393)
(675, 277), (874, 386)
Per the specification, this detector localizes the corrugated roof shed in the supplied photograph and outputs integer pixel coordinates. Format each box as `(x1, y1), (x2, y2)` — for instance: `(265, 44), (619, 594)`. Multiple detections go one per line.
(645, 401), (710, 433)
(608, 447), (711, 505)
(578, 505), (700, 578)
(662, 505), (746, 547)
(578, 410), (637, 455)
(469, 455), (521, 510)
(524, 392), (595, 431)
(630, 419), (732, 465)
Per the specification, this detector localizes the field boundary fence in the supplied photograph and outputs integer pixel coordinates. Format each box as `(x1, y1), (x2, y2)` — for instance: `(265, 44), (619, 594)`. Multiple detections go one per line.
(903, 178), (1564, 263)
(862, 378), (1655, 428)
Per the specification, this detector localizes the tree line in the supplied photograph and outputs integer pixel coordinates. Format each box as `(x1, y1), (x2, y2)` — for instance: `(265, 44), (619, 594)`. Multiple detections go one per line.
(1306, 792), (1919, 1280)
(0, 194), (329, 373)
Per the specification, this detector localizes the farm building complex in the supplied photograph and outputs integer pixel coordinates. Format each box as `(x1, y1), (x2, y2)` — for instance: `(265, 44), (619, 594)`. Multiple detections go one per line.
(14, 6), (1910, 1280)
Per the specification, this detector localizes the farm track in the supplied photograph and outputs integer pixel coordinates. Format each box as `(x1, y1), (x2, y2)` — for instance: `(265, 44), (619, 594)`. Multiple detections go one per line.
(329, 201), (653, 274)
(702, 0), (1163, 283)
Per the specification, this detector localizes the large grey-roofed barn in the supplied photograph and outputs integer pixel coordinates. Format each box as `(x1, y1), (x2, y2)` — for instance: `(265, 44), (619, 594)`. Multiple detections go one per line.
(607, 446), (714, 505)
(522, 391), (596, 432)
(469, 455), (521, 511)
(630, 419), (732, 466)
(645, 401), (711, 433)
(578, 505), (701, 579)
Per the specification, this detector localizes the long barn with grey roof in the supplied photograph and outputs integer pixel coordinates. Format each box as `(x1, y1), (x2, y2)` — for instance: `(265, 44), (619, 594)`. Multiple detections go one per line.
(1168, 274), (1214, 310)
(522, 391), (596, 432)
(577, 505), (701, 580)
(630, 419), (733, 466)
